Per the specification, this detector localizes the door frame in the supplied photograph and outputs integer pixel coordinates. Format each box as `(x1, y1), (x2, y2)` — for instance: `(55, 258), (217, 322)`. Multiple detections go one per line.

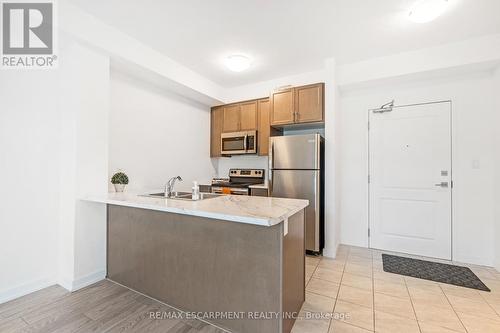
(367, 100), (454, 260)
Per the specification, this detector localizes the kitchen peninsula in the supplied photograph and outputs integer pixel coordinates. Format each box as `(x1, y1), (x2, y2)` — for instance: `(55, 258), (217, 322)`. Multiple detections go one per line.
(86, 193), (309, 333)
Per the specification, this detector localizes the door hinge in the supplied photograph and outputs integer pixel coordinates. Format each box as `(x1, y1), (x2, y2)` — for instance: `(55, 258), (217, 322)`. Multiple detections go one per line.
(368, 122), (370, 131)
(368, 175), (371, 183)
(368, 228), (371, 237)
(451, 180), (454, 188)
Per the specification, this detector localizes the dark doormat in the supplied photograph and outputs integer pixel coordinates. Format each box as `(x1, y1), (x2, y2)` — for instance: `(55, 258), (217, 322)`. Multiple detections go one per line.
(382, 254), (490, 292)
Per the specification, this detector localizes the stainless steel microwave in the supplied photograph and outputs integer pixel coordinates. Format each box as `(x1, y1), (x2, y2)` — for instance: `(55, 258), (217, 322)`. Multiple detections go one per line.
(221, 131), (257, 155)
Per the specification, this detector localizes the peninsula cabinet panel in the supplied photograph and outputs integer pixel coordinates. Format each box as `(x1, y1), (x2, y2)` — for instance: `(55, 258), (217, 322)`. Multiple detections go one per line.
(239, 101), (258, 130)
(222, 104), (240, 132)
(210, 107), (224, 157)
(295, 83), (324, 123)
(270, 88), (295, 126)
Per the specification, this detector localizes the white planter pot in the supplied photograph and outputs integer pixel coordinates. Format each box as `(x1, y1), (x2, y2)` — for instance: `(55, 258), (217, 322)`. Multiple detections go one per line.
(114, 184), (126, 192)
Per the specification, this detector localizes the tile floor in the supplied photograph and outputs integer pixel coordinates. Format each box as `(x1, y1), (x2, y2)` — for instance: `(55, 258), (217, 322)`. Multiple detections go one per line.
(293, 245), (500, 333)
(2, 244), (500, 333)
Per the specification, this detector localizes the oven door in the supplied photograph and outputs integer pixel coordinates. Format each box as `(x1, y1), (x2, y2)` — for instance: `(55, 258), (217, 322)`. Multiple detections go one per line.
(211, 187), (249, 195)
(221, 131), (257, 155)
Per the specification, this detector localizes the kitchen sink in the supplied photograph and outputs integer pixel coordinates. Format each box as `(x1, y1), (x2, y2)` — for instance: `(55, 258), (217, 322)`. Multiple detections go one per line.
(140, 191), (221, 201)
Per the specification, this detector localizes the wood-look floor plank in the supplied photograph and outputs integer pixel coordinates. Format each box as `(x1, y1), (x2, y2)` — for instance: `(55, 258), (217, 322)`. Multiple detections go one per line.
(103, 302), (178, 333)
(1, 280), (224, 333)
(0, 316), (29, 333)
(21, 312), (92, 333)
(73, 302), (150, 333)
(22, 281), (126, 324)
(134, 304), (187, 333)
(83, 289), (141, 321)
(0, 286), (69, 320)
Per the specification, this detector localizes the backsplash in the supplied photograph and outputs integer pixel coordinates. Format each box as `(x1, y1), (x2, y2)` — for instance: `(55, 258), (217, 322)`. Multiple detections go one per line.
(216, 155), (269, 179)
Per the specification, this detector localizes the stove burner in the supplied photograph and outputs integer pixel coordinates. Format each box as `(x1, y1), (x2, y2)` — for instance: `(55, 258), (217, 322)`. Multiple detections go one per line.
(211, 181), (254, 188)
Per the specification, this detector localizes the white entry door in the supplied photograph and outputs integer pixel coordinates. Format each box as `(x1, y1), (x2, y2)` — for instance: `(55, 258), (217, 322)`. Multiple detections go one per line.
(369, 102), (452, 260)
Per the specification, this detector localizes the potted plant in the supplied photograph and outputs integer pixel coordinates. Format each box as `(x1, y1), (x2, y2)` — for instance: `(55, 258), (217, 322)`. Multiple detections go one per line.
(111, 171), (129, 192)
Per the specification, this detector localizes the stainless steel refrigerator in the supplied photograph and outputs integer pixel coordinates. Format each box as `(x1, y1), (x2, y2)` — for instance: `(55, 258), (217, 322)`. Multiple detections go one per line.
(269, 134), (325, 253)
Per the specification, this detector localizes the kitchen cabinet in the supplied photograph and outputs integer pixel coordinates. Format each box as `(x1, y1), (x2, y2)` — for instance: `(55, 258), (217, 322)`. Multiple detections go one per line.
(270, 87), (295, 126)
(258, 99), (270, 156)
(258, 98), (282, 156)
(210, 107), (224, 157)
(211, 98), (281, 157)
(222, 104), (240, 132)
(270, 83), (324, 126)
(295, 83), (324, 123)
(250, 187), (269, 197)
(239, 101), (258, 130)
(222, 101), (257, 132)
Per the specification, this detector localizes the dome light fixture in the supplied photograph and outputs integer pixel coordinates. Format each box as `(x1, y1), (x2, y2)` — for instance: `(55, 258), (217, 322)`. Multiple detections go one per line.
(224, 54), (252, 72)
(409, 0), (449, 23)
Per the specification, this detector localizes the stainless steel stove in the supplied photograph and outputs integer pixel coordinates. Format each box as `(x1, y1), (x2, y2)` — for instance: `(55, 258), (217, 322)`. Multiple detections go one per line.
(211, 169), (265, 195)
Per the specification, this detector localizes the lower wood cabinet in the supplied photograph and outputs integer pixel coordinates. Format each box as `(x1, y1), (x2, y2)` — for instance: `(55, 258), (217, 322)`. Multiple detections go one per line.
(250, 188), (269, 197)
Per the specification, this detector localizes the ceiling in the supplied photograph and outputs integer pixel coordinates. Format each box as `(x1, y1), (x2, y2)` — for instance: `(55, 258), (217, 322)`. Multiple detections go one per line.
(68, 0), (500, 87)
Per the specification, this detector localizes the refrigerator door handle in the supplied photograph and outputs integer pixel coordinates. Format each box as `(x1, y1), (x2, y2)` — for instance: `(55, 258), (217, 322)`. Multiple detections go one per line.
(269, 140), (274, 194)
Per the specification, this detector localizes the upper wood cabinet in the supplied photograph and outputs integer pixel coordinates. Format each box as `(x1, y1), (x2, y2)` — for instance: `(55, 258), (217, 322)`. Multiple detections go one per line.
(210, 107), (224, 157)
(295, 83), (324, 123)
(270, 88), (295, 126)
(239, 101), (258, 130)
(270, 83), (324, 126)
(222, 104), (240, 132)
(258, 99), (271, 156)
(222, 101), (257, 132)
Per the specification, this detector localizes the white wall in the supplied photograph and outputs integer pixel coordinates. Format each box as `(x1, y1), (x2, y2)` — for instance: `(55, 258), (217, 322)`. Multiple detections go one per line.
(57, 40), (110, 290)
(109, 69), (217, 193)
(0, 37), (113, 301)
(0, 70), (60, 302)
(222, 69), (326, 104)
(494, 67), (500, 271)
(339, 71), (498, 266)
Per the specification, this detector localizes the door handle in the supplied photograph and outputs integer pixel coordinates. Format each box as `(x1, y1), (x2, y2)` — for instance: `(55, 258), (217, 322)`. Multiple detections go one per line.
(435, 182), (449, 188)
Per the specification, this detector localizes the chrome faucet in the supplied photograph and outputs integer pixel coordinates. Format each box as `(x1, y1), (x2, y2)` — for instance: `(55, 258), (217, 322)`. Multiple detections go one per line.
(165, 176), (183, 197)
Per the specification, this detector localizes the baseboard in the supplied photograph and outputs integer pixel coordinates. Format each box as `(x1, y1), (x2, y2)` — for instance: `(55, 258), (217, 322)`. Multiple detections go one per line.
(322, 242), (339, 259)
(0, 276), (56, 304)
(69, 270), (106, 291)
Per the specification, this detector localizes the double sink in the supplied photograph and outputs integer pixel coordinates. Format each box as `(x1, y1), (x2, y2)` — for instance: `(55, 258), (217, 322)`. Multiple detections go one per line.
(142, 191), (221, 201)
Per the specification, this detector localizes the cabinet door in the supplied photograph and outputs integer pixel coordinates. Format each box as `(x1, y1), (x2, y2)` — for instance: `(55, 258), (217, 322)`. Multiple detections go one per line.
(270, 88), (295, 126)
(222, 104), (240, 132)
(258, 99), (270, 156)
(240, 101), (258, 130)
(210, 107), (224, 157)
(295, 83), (324, 123)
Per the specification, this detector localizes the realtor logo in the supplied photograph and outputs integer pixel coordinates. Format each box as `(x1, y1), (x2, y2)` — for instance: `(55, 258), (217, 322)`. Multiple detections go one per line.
(1, 0), (57, 68)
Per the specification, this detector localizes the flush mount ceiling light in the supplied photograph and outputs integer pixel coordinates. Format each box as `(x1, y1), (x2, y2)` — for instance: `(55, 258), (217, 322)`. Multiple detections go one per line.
(409, 0), (449, 23)
(224, 54), (252, 72)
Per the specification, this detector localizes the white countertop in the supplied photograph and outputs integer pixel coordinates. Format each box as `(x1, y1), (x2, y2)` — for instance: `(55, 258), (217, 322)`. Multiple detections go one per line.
(248, 181), (269, 189)
(84, 192), (308, 227)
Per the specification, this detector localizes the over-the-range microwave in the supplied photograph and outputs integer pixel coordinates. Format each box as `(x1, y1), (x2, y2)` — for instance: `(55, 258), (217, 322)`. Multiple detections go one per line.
(221, 131), (257, 155)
